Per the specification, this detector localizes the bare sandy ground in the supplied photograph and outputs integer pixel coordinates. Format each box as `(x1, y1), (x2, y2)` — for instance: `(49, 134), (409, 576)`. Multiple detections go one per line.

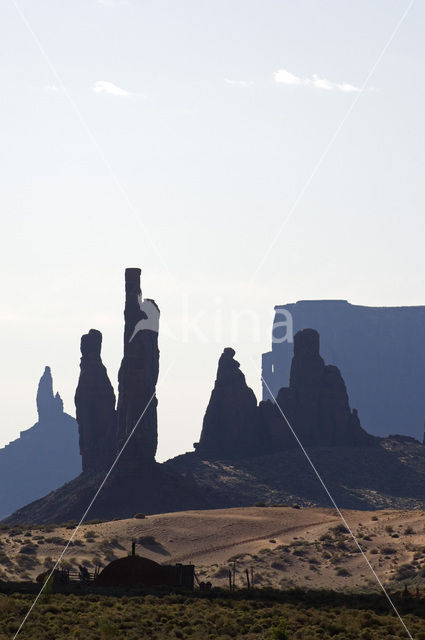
(2, 507), (425, 592)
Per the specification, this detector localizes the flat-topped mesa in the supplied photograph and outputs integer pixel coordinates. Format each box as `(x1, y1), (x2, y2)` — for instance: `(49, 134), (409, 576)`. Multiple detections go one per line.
(75, 329), (117, 473)
(36, 366), (63, 422)
(195, 347), (261, 459)
(116, 268), (160, 471)
(265, 328), (373, 448)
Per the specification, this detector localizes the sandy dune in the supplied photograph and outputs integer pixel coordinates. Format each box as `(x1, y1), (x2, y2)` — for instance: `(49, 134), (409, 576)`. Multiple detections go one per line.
(2, 506), (425, 592)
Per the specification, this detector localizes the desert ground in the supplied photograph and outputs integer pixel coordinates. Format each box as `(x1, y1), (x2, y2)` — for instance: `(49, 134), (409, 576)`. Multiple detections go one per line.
(2, 506), (425, 592)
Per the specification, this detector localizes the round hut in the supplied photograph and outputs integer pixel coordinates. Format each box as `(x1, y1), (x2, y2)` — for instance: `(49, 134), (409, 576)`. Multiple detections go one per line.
(96, 555), (165, 587)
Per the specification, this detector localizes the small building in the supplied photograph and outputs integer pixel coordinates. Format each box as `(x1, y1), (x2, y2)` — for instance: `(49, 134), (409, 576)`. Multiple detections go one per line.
(95, 552), (195, 590)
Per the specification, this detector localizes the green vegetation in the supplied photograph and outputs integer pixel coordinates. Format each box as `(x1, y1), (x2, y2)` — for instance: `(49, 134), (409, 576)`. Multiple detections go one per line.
(0, 590), (424, 639)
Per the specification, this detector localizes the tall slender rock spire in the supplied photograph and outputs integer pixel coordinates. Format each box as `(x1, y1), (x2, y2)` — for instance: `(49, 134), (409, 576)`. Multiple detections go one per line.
(36, 366), (63, 422)
(75, 329), (116, 473)
(116, 268), (160, 470)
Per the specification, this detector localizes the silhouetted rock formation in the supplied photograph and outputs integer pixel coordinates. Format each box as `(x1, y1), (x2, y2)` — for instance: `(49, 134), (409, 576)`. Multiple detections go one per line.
(0, 368), (81, 518)
(36, 366), (63, 421)
(3, 267), (211, 525)
(75, 329), (116, 473)
(116, 268), (160, 471)
(195, 348), (260, 459)
(262, 329), (373, 450)
(262, 300), (425, 440)
(195, 330), (373, 462)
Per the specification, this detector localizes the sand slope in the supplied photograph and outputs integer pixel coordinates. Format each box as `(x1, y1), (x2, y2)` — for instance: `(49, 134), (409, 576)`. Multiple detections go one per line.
(2, 507), (425, 592)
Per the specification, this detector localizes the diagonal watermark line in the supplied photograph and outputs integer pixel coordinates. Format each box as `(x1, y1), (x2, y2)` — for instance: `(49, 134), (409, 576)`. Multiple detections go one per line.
(249, 0), (416, 285)
(9, 0), (172, 278)
(260, 371), (414, 639)
(12, 358), (176, 639)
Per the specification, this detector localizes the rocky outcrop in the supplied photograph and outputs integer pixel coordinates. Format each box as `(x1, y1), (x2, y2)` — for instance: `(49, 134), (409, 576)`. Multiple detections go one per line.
(195, 348), (261, 459)
(36, 366), (63, 422)
(262, 300), (425, 441)
(262, 329), (373, 450)
(116, 268), (160, 471)
(0, 368), (81, 519)
(196, 330), (373, 462)
(75, 329), (116, 473)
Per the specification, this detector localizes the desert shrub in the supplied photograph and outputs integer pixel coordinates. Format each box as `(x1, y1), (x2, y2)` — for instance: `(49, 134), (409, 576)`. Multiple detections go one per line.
(134, 513), (146, 519)
(81, 559), (93, 567)
(371, 515), (378, 521)
(319, 533), (332, 542)
(84, 530), (98, 540)
(331, 524), (349, 535)
(98, 617), (119, 639)
(270, 619), (288, 640)
(228, 553), (246, 562)
(336, 540), (348, 550)
(404, 526), (415, 535)
(0, 591), (424, 639)
(19, 544), (37, 555)
(381, 545), (396, 555)
(254, 502), (267, 507)
(335, 567), (351, 577)
(385, 525), (394, 534)
(395, 563), (416, 581)
(15, 554), (36, 569)
(45, 536), (67, 545)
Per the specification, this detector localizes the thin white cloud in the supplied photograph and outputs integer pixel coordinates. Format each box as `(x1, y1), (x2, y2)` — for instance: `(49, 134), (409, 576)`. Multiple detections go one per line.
(310, 74), (333, 91)
(45, 84), (59, 93)
(273, 69), (302, 86)
(92, 80), (132, 96)
(274, 68), (363, 93)
(224, 78), (254, 88)
(337, 82), (362, 93)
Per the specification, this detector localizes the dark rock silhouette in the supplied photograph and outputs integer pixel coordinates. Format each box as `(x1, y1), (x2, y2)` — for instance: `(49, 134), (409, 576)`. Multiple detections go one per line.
(0, 368), (81, 518)
(262, 329), (373, 450)
(195, 330), (372, 462)
(195, 348), (261, 459)
(36, 366), (63, 421)
(75, 329), (116, 473)
(116, 268), (160, 471)
(262, 300), (425, 440)
(3, 267), (211, 524)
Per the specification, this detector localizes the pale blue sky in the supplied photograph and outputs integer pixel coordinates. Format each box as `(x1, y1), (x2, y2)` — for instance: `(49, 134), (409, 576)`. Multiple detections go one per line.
(1, 0), (424, 461)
